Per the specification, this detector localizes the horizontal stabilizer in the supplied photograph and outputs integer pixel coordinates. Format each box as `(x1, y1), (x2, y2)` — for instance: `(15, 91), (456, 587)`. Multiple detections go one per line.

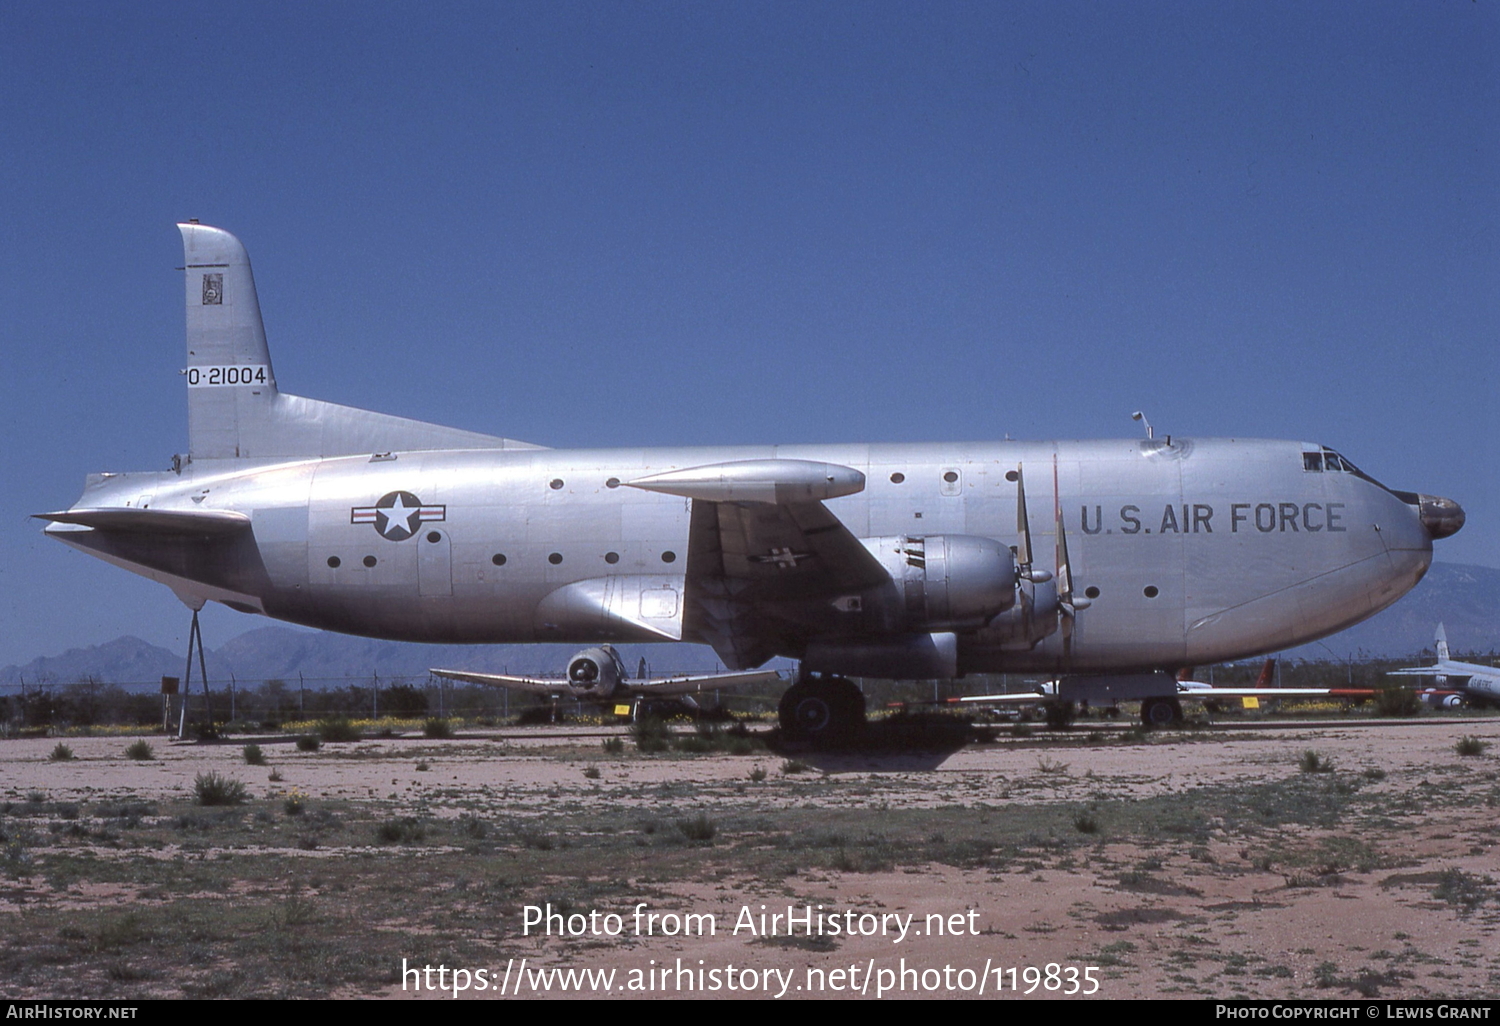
(34, 507), (252, 535)
(430, 667), (784, 697)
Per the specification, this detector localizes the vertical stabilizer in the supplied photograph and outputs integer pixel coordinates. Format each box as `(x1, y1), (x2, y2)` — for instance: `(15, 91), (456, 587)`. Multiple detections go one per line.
(175, 223), (545, 461)
(180, 222), (278, 459)
(1435, 623), (1449, 662)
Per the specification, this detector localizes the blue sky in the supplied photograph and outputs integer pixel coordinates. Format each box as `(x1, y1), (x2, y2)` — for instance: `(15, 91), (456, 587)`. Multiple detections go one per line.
(2, 2), (1495, 667)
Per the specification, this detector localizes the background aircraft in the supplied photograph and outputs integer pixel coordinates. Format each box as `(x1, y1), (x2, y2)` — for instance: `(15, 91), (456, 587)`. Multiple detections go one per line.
(37, 225), (1464, 742)
(1388, 625), (1500, 708)
(946, 659), (1375, 724)
(432, 645), (783, 717)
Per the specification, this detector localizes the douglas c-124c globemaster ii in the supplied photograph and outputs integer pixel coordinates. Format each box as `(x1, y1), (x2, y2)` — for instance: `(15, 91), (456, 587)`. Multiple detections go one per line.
(38, 225), (1465, 737)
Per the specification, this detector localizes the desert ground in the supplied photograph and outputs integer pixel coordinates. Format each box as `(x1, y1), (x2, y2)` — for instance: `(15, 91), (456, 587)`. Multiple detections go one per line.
(1, 713), (1497, 1000)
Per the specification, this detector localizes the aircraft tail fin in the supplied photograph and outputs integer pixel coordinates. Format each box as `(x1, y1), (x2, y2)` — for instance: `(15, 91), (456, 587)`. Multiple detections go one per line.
(180, 222), (277, 459)
(1254, 657), (1275, 689)
(1435, 624), (1449, 662)
(178, 223), (545, 461)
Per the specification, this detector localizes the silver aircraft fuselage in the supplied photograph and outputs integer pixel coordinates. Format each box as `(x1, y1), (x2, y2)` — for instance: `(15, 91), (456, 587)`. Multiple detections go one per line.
(54, 436), (1435, 674)
(42, 224), (1460, 681)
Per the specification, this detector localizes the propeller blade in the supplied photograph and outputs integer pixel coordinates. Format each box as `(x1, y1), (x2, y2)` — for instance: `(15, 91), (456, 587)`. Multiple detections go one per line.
(1014, 463), (1033, 571)
(1053, 456), (1074, 607)
(1053, 454), (1078, 665)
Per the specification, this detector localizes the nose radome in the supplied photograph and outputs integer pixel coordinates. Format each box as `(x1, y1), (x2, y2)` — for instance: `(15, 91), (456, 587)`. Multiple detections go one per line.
(1417, 495), (1464, 540)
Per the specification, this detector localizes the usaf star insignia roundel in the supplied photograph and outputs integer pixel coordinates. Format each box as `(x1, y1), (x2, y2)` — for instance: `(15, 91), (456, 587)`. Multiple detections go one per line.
(351, 491), (446, 541)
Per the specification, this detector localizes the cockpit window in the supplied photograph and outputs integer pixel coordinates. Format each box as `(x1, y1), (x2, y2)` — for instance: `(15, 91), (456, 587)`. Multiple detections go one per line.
(1312, 445), (1395, 493)
(1306, 448), (1360, 474)
(1323, 449), (1358, 473)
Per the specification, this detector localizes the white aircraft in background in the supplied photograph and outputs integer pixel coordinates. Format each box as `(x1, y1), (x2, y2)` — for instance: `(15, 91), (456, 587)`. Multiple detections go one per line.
(949, 658), (1373, 723)
(1388, 625), (1500, 708)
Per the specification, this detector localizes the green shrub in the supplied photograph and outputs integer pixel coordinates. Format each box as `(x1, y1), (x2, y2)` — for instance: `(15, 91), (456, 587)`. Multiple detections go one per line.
(375, 818), (426, 844)
(749, 766), (768, 782)
(1374, 686), (1421, 718)
(583, 765), (601, 779)
(422, 718), (452, 739)
(242, 744), (266, 766)
(631, 717), (671, 753)
(193, 772), (248, 806)
(676, 814), (717, 843)
(124, 740), (154, 761)
(48, 743), (74, 763)
(601, 737), (624, 754)
(1299, 750), (1333, 774)
(1455, 736), (1489, 757)
(295, 735), (321, 752)
(1043, 700), (1077, 730)
(315, 719), (360, 743)
(780, 759), (811, 775)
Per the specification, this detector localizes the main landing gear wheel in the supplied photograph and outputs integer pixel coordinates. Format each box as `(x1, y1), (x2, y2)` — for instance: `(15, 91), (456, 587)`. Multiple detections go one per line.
(1140, 696), (1183, 728)
(778, 676), (866, 745)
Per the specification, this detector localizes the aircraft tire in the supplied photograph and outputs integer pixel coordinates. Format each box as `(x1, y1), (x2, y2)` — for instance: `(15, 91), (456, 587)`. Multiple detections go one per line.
(1141, 696), (1182, 728)
(779, 677), (866, 744)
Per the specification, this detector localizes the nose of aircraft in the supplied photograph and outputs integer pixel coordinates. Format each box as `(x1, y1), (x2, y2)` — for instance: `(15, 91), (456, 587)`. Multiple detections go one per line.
(1415, 494), (1465, 540)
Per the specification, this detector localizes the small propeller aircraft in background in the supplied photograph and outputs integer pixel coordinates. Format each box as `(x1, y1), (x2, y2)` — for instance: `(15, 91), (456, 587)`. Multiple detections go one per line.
(432, 646), (784, 719)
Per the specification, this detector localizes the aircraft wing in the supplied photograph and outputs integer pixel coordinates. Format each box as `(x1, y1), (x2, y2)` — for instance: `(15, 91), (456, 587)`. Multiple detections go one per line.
(628, 460), (888, 670)
(620, 669), (785, 696)
(949, 685), (1373, 705)
(429, 667), (785, 697)
(1389, 661), (1495, 680)
(947, 692), (1054, 706)
(1176, 686), (1374, 700)
(429, 669), (572, 695)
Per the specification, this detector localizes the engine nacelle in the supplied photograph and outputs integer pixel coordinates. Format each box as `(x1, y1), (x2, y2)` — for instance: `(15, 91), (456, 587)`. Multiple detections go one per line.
(862, 534), (1018, 631)
(1419, 689), (1464, 709)
(565, 646), (629, 698)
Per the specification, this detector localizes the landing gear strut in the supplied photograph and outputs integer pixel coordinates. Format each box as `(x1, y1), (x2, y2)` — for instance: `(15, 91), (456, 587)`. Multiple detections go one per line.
(176, 608), (216, 739)
(778, 675), (865, 744)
